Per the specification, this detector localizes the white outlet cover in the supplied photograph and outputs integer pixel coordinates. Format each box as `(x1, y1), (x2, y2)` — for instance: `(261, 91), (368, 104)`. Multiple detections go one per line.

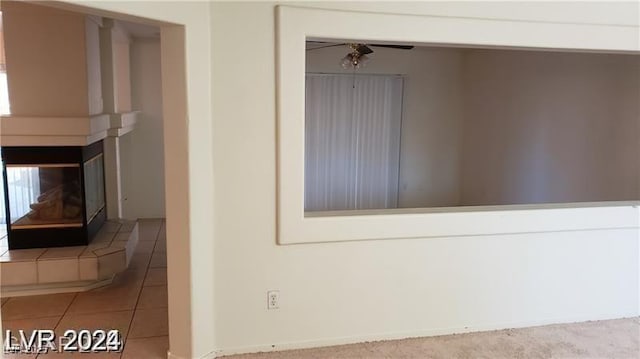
(267, 290), (280, 309)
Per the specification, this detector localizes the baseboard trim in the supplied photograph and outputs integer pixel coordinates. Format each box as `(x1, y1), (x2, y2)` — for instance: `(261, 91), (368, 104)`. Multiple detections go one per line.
(200, 350), (218, 359)
(167, 350), (217, 359)
(212, 313), (639, 357)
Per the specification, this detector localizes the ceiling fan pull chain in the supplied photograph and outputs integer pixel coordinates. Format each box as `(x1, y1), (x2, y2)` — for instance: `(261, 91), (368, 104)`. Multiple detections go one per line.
(352, 67), (356, 89)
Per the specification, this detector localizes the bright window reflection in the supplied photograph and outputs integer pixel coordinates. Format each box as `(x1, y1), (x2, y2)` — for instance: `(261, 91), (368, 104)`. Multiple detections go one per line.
(0, 11), (10, 115)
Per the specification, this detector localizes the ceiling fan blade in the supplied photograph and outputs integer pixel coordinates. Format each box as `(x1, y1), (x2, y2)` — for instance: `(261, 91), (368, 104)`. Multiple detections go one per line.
(306, 43), (346, 51)
(356, 44), (374, 55)
(369, 44), (414, 50)
(306, 41), (413, 51)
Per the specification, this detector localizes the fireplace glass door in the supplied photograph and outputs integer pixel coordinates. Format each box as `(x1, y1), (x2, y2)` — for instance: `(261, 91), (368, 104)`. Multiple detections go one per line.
(6, 164), (83, 229)
(84, 154), (105, 222)
(2, 141), (106, 249)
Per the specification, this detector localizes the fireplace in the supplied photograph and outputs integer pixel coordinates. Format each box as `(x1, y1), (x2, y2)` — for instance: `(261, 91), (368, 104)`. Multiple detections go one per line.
(1, 141), (106, 249)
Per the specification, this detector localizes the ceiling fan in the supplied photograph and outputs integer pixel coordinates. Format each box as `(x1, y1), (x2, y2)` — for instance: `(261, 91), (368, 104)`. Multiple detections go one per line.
(306, 41), (414, 69)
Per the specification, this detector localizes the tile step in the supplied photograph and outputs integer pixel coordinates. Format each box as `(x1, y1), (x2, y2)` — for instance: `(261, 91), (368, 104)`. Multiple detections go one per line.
(0, 220), (139, 297)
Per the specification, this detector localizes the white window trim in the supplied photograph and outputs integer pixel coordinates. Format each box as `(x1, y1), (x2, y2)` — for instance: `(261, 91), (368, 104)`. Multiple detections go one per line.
(276, 5), (640, 245)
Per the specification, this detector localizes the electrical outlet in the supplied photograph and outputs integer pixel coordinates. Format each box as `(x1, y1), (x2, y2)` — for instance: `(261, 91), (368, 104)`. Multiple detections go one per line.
(267, 290), (280, 310)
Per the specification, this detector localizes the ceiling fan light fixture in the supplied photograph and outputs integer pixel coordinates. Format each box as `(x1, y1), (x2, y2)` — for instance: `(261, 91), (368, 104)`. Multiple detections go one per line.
(340, 53), (355, 69)
(357, 54), (370, 67)
(340, 51), (370, 70)
(307, 41), (414, 70)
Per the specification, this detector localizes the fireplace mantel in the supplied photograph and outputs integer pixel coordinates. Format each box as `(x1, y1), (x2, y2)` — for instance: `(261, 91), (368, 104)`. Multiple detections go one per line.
(0, 111), (138, 146)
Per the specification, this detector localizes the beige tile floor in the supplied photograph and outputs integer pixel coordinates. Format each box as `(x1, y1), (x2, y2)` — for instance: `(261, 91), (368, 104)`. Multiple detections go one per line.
(1, 219), (168, 358)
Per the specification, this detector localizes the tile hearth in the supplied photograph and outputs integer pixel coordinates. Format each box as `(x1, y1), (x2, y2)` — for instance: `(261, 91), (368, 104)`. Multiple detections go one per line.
(0, 220), (139, 297)
(1, 219), (168, 358)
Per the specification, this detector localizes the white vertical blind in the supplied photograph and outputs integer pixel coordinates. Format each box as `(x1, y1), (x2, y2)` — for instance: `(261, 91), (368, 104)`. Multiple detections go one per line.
(305, 73), (403, 211)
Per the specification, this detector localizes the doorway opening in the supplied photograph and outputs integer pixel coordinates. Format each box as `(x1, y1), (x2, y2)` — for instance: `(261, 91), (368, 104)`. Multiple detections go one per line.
(0, 1), (188, 357)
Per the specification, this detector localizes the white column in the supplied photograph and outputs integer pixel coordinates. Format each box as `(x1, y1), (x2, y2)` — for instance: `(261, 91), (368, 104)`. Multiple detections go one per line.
(100, 19), (116, 113)
(100, 19), (123, 219)
(103, 136), (123, 219)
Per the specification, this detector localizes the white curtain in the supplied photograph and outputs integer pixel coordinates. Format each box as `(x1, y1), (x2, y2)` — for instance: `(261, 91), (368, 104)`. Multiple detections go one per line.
(305, 73), (403, 211)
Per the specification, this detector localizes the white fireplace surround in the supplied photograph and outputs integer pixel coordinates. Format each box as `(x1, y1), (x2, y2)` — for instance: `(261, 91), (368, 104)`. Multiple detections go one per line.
(0, 111), (137, 220)
(0, 111), (138, 146)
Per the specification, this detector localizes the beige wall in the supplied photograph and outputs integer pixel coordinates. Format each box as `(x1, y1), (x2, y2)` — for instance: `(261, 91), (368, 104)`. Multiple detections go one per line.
(306, 46), (464, 208)
(212, 2), (638, 355)
(121, 38), (165, 219)
(50, 1), (639, 358)
(3, 0), (90, 116)
(460, 50), (640, 205)
(0, 19), (5, 69)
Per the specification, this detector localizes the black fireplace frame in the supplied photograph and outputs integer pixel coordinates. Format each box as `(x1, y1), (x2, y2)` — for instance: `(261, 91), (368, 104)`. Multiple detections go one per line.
(1, 141), (106, 249)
